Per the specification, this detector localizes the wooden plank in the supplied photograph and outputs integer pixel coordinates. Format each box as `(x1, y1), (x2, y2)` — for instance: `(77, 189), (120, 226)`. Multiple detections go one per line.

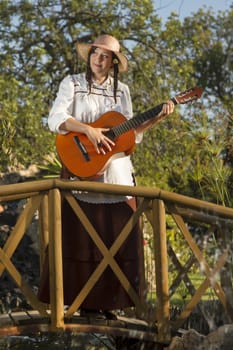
(0, 313), (13, 326)
(0, 323), (50, 336)
(66, 314), (154, 333)
(0, 311), (160, 344)
(117, 316), (154, 332)
(26, 310), (43, 318)
(9, 310), (50, 326)
(63, 323), (160, 343)
(9, 311), (31, 324)
(24, 310), (50, 324)
(0, 322), (160, 344)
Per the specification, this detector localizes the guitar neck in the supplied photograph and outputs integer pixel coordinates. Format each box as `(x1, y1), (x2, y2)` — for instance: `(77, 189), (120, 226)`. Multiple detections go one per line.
(112, 97), (177, 138)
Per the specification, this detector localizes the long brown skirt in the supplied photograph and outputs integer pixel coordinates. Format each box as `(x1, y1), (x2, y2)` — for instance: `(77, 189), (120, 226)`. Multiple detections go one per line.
(38, 196), (144, 310)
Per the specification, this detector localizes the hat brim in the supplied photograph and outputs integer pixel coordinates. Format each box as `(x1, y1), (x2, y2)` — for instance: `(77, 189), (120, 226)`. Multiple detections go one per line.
(76, 42), (128, 73)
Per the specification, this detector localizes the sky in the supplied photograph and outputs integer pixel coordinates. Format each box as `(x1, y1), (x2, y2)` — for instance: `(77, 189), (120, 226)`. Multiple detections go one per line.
(155, 0), (232, 22)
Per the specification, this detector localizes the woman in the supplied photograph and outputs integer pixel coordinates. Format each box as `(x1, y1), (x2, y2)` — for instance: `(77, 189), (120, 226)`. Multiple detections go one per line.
(38, 34), (174, 318)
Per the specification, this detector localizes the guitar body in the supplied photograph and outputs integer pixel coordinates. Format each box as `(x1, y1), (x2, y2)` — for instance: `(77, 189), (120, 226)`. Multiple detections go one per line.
(56, 110), (136, 178)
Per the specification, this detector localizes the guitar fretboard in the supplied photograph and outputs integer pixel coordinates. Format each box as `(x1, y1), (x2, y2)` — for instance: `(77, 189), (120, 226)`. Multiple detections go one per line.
(112, 98), (177, 138)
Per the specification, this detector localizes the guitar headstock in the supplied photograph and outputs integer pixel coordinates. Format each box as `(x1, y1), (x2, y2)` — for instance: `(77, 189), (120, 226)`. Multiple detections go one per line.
(174, 86), (203, 105)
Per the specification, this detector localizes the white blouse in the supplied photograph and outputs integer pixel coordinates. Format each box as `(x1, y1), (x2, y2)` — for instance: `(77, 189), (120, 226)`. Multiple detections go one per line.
(48, 73), (142, 203)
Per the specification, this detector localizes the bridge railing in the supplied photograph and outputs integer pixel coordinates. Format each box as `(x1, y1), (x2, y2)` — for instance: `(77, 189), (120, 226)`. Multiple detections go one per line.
(1, 178), (233, 343)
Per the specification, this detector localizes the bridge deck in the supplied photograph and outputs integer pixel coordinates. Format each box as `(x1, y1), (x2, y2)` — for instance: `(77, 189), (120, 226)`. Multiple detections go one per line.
(0, 311), (161, 345)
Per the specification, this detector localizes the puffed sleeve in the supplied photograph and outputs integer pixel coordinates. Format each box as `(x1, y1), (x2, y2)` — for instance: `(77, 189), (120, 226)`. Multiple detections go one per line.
(48, 75), (75, 134)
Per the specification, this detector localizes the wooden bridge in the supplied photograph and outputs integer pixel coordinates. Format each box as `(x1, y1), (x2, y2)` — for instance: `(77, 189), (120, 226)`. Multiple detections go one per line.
(0, 178), (233, 348)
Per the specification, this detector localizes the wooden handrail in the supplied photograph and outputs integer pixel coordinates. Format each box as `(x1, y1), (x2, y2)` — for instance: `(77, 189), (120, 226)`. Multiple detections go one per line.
(1, 178), (232, 219)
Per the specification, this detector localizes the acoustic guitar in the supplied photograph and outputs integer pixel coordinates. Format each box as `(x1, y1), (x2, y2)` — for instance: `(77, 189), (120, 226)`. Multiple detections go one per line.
(56, 86), (203, 178)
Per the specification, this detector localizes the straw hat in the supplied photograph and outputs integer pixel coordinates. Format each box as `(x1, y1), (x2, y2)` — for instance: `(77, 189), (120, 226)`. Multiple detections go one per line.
(76, 34), (128, 73)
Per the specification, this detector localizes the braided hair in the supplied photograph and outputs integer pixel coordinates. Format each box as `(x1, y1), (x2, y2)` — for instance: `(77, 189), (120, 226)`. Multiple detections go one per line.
(86, 47), (119, 104)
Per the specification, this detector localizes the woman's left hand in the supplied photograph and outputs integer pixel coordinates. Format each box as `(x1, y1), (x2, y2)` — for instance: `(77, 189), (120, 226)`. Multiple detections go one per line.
(135, 99), (175, 134)
(160, 100), (175, 116)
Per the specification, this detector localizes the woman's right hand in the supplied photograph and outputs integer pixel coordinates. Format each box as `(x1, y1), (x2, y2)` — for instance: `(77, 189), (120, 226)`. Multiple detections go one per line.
(59, 118), (115, 154)
(84, 125), (115, 154)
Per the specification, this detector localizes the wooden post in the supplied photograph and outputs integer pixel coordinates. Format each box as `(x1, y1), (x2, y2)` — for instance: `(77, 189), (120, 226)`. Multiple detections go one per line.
(48, 188), (64, 330)
(38, 193), (49, 272)
(152, 199), (170, 343)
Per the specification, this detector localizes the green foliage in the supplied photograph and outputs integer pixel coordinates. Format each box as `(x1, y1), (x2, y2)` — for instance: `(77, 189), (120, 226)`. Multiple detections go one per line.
(0, 0), (233, 208)
(38, 154), (62, 178)
(0, 73), (53, 171)
(134, 6), (233, 207)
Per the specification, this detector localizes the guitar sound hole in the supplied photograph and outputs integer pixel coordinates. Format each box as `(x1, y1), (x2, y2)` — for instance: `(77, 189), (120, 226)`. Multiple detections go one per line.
(103, 129), (116, 141)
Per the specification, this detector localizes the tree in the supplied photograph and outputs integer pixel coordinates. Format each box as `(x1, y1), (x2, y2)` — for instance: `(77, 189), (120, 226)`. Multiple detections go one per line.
(0, 0), (232, 207)
(0, 0), (162, 171)
(133, 5), (233, 206)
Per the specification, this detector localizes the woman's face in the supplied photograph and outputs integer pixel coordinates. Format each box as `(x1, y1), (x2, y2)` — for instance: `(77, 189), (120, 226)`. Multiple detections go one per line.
(90, 47), (113, 80)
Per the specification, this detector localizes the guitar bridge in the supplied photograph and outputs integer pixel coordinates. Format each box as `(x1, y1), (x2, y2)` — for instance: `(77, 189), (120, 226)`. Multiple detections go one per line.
(73, 136), (90, 162)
